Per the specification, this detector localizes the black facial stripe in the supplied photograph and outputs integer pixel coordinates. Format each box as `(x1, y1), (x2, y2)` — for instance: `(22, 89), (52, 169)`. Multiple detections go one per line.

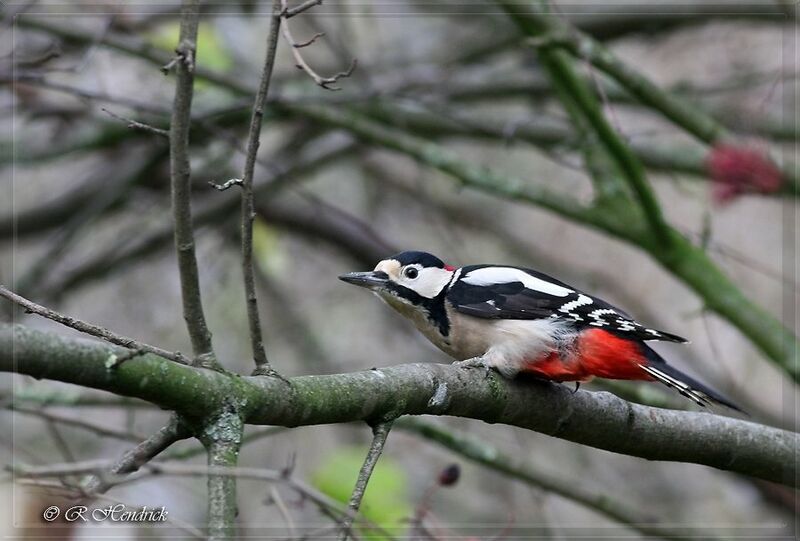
(385, 282), (450, 337)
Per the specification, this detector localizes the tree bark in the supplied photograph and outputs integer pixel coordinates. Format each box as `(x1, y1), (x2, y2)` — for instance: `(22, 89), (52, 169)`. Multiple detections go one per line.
(2, 324), (796, 487)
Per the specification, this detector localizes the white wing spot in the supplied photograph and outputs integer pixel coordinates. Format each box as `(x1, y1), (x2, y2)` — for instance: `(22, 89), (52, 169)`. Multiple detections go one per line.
(462, 268), (573, 297)
(587, 308), (617, 327)
(616, 319), (636, 332)
(558, 293), (593, 313)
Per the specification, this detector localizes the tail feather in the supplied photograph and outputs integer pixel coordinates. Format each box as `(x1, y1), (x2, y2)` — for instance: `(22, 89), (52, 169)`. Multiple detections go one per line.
(640, 347), (743, 412)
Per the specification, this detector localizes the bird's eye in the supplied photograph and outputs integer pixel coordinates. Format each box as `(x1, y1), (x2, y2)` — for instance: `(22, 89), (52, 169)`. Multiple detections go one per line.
(404, 267), (419, 279)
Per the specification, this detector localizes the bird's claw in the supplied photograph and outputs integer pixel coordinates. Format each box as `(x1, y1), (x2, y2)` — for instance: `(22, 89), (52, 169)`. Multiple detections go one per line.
(454, 357), (492, 379)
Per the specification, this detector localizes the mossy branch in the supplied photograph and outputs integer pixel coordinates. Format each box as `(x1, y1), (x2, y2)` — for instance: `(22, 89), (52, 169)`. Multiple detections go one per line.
(1, 324), (796, 487)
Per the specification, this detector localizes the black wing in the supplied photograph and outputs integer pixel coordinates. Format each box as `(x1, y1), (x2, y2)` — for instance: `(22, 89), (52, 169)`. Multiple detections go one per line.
(448, 265), (687, 343)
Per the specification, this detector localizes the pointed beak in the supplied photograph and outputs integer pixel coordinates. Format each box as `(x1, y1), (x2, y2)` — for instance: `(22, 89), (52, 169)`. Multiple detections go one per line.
(338, 271), (389, 289)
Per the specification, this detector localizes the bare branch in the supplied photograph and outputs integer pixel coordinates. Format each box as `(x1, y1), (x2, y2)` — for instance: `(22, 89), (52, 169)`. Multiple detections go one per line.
(3, 325), (795, 488)
(9, 405), (147, 442)
(101, 107), (169, 137)
(239, 0), (283, 376)
(83, 414), (190, 495)
(282, 0), (323, 18)
(280, 0), (356, 91)
(168, 0), (218, 368)
(0, 285), (189, 365)
(293, 31), (325, 48)
(338, 421), (393, 541)
(208, 178), (243, 191)
(201, 412), (244, 540)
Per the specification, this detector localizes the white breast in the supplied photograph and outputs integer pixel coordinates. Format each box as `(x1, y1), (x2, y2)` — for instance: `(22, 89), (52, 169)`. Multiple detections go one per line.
(445, 306), (575, 377)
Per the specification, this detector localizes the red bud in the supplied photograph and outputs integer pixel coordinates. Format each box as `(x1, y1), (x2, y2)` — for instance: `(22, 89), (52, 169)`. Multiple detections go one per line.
(438, 463), (461, 487)
(706, 143), (782, 204)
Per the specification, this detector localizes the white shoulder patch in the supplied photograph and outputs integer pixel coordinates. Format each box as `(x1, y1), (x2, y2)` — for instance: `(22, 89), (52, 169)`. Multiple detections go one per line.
(461, 267), (573, 297)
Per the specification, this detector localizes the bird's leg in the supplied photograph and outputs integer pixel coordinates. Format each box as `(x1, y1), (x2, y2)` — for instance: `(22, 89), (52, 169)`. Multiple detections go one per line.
(572, 382), (580, 393)
(454, 356), (492, 378)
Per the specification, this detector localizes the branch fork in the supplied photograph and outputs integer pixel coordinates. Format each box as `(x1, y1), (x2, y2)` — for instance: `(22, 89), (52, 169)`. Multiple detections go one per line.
(279, 0), (356, 91)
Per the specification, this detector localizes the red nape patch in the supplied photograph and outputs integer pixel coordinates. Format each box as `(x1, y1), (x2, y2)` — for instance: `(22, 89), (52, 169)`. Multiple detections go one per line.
(521, 329), (651, 382)
(444, 264), (456, 271)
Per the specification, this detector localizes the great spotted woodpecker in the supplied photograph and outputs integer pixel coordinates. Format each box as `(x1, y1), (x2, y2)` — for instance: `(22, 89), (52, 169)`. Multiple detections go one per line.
(339, 250), (740, 410)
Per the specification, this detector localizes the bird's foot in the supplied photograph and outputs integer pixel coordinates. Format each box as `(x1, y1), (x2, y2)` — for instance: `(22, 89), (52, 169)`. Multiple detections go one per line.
(454, 357), (492, 378)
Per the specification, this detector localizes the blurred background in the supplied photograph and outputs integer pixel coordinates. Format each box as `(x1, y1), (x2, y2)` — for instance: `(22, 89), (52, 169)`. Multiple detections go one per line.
(0, 0), (797, 539)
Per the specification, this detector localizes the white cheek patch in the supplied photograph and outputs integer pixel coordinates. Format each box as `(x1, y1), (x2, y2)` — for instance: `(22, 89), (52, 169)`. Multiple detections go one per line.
(462, 267), (573, 297)
(401, 267), (453, 299)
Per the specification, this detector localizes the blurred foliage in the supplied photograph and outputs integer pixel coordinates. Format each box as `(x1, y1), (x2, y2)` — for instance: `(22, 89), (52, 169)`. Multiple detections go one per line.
(146, 21), (233, 86)
(253, 218), (289, 276)
(312, 446), (410, 539)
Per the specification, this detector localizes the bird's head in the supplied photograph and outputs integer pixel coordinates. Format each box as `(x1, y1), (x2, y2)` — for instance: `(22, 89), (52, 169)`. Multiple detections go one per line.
(339, 251), (456, 306)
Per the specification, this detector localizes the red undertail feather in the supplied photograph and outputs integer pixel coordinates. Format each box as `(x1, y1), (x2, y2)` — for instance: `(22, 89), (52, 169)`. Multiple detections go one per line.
(522, 329), (650, 382)
(520, 329), (743, 411)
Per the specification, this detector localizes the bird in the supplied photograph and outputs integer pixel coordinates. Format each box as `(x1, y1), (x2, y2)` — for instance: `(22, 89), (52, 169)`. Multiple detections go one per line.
(339, 250), (741, 410)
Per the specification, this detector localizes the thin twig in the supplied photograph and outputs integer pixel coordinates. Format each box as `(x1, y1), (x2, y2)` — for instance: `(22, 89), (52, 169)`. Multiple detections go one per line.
(269, 486), (297, 538)
(8, 405), (147, 442)
(293, 32), (325, 48)
(239, 0), (283, 376)
(101, 107), (169, 137)
(337, 421), (394, 541)
(168, 0), (218, 368)
(208, 178), (243, 191)
(280, 0), (356, 91)
(0, 285), (190, 365)
(282, 0), (323, 18)
(525, 30), (673, 247)
(83, 414), (190, 495)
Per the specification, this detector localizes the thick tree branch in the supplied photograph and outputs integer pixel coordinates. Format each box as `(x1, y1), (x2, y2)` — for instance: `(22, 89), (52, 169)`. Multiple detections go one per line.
(1, 325), (796, 487)
(200, 411), (244, 541)
(169, 0), (217, 367)
(238, 0), (282, 376)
